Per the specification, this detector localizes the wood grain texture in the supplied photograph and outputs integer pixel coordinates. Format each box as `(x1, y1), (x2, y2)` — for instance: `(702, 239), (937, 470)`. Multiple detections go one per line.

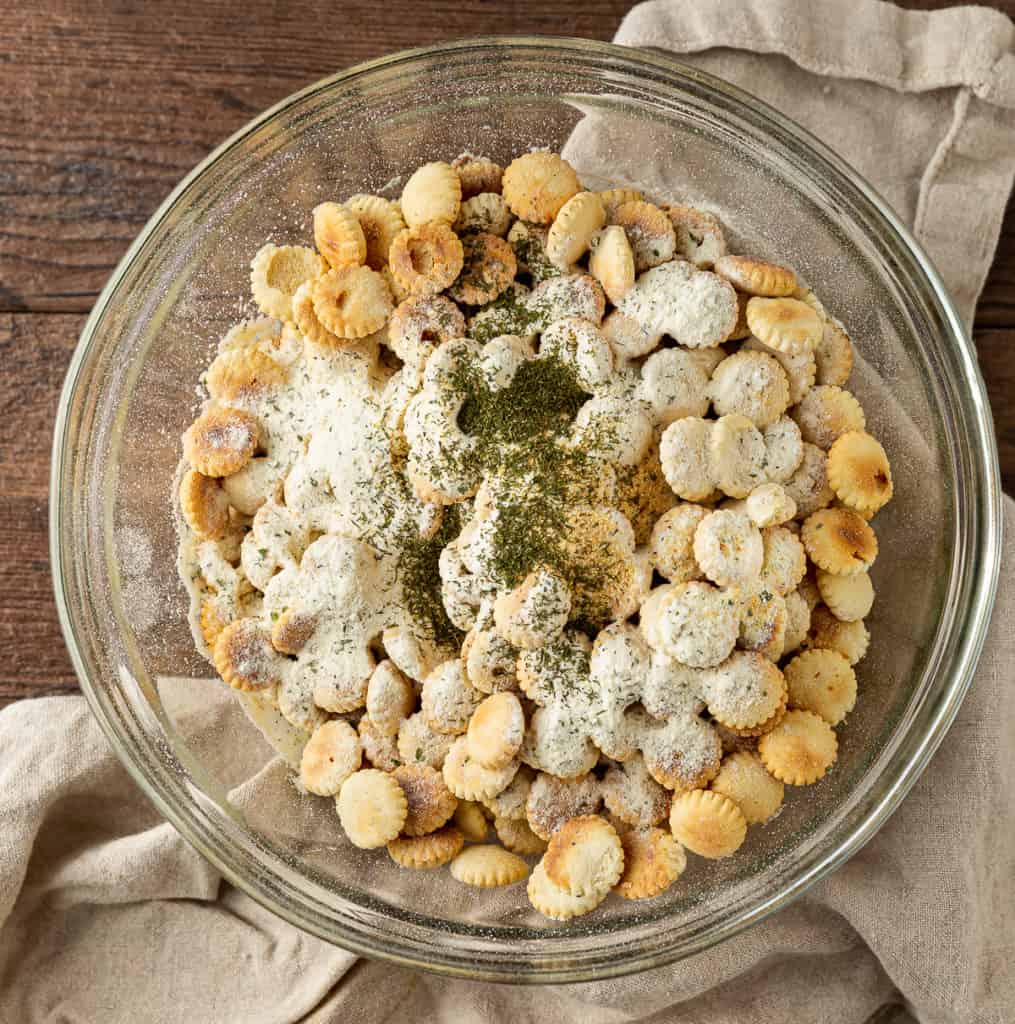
(0, 315), (82, 701)
(1, 0), (1013, 703)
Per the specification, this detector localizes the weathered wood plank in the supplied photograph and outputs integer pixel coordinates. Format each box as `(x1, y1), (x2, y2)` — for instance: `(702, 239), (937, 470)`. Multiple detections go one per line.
(977, 193), (1015, 329)
(976, 330), (1015, 490)
(0, 314), (83, 701)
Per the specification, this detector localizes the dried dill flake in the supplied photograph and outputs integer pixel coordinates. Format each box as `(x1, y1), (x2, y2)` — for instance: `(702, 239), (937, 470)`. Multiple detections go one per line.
(422, 351), (596, 592)
(397, 506), (463, 650)
(507, 221), (563, 285)
(457, 356), (590, 453)
(523, 633), (591, 697)
(485, 442), (603, 590)
(394, 322), (629, 637)
(487, 475), (568, 588)
(468, 287), (541, 343)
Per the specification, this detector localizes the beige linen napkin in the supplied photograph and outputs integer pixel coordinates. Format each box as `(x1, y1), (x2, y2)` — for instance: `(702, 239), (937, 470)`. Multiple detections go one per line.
(2, 1), (1014, 1021)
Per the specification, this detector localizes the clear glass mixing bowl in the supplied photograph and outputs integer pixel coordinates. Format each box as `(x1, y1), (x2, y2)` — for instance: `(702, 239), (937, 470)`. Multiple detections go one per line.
(51, 38), (1002, 982)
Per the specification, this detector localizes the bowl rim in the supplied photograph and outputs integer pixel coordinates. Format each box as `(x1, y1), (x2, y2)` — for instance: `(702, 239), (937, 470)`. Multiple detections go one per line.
(50, 35), (1003, 982)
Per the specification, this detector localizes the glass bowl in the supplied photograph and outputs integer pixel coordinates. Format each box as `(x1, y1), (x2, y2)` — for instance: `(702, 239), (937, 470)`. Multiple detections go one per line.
(51, 38), (1002, 982)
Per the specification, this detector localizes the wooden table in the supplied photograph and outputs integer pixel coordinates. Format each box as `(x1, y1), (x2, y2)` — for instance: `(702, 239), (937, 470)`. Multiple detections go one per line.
(2, 1), (1012, 705)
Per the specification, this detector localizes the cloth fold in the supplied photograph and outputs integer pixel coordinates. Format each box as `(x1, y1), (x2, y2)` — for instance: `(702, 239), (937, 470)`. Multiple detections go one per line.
(3, 1), (1014, 1021)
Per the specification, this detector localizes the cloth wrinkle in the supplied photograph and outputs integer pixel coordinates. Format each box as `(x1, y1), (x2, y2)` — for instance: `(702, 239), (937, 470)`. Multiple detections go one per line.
(913, 89), (971, 245)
